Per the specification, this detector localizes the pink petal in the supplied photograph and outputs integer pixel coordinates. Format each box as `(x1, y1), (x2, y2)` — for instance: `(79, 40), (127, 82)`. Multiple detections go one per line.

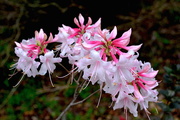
(133, 81), (144, 101)
(140, 70), (159, 78)
(36, 29), (47, 42)
(138, 63), (151, 74)
(102, 53), (107, 61)
(112, 38), (129, 47)
(68, 28), (80, 38)
(99, 48), (105, 58)
(74, 17), (80, 28)
(121, 44), (142, 51)
(85, 17), (92, 27)
(138, 78), (157, 85)
(82, 41), (104, 50)
(121, 28), (132, 40)
(15, 42), (21, 47)
(110, 51), (118, 63)
(112, 28), (132, 45)
(91, 18), (101, 28)
(15, 42), (37, 49)
(108, 26), (117, 41)
(137, 81), (148, 90)
(39, 29), (45, 39)
(86, 41), (103, 44)
(78, 14), (84, 26)
(35, 30), (39, 40)
(46, 33), (54, 43)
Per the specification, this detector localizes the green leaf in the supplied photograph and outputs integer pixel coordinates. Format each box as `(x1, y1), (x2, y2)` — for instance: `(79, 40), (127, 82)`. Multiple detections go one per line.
(163, 113), (173, 120)
(164, 66), (173, 73)
(157, 103), (171, 112)
(159, 90), (175, 98)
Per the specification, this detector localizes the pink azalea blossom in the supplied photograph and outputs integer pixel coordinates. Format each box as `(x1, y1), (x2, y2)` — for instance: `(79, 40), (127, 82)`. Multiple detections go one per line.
(112, 54), (138, 85)
(39, 51), (62, 75)
(15, 29), (56, 59)
(82, 27), (142, 62)
(13, 29), (61, 86)
(70, 14), (101, 44)
(113, 92), (138, 117)
(131, 62), (159, 101)
(54, 26), (75, 57)
(12, 14), (159, 119)
(15, 47), (40, 77)
(76, 50), (112, 84)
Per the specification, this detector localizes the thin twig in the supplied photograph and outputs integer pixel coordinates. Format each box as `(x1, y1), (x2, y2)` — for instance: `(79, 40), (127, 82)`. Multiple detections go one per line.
(56, 81), (100, 120)
(73, 71), (82, 85)
(56, 81), (81, 120)
(73, 89), (100, 106)
(58, 63), (70, 73)
(0, 87), (18, 109)
(56, 94), (78, 120)
(36, 85), (69, 94)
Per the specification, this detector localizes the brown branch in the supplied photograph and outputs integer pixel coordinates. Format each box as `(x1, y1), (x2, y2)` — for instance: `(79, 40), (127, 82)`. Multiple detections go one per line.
(72, 89), (100, 106)
(56, 80), (99, 120)
(0, 86), (19, 109)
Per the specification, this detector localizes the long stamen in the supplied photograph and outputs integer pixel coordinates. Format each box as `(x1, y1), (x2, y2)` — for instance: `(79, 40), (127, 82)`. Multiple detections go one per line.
(125, 106), (128, 120)
(48, 71), (54, 87)
(96, 83), (103, 108)
(70, 64), (75, 84)
(109, 101), (114, 108)
(83, 80), (91, 90)
(13, 73), (26, 87)
(8, 68), (19, 80)
(57, 67), (78, 78)
(144, 105), (151, 120)
(79, 80), (88, 92)
(14, 61), (34, 87)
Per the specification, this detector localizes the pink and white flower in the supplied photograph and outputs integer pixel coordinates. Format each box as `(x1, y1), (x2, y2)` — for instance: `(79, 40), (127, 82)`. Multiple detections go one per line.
(76, 50), (112, 84)
(12, 14), (159, 119)
(82, 27), (142, 62)
(15, 29), (56, 59)
(70, 14), (101, 44)
(15, 47), (40, 77)
(14, 29), (61, 83)
(39, 51), (62, 75)
(54, 26), (75, 57)
(113, 92), (138, 117)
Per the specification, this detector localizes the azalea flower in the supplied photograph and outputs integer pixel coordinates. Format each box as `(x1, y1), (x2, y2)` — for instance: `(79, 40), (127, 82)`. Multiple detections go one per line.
(12, 14), (159, 119)
(82, 27), (142, 62)
(76, 50), (112, 84)
(39, 51), (62, 87)
(39, 50), (62, 75)
(14, 47), (40, 77)
(15, 29), (56, 59)
(113, 92), (138, 117)
(112, 54), (138, 85)
(13, 29), (61, 87)
(70, 14), (101, 44)
(54, 26), (75, 57)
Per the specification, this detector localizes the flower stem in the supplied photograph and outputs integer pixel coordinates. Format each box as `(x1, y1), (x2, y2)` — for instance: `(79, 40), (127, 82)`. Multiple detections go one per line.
(56, 81), (100, 120)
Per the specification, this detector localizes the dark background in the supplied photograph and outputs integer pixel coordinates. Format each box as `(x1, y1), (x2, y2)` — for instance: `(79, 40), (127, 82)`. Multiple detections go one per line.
(0, 0), (179, 119)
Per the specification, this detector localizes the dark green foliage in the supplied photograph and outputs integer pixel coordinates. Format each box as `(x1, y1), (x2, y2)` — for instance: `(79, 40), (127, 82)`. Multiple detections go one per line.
(157, 64), (180, 119)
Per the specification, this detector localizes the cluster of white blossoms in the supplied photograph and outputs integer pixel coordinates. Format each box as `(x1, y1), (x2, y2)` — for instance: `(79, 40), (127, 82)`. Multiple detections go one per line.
(14, 14), (159, 118)
(14, 29), (62, 86)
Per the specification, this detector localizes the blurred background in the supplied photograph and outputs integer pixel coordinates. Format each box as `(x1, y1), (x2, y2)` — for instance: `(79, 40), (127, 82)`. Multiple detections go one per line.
(0, 0), (179, 119)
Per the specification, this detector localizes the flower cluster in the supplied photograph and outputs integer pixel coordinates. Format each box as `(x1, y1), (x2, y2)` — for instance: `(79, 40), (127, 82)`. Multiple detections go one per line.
(14, 14), (159, 118)
(14, 29), (62, 86)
